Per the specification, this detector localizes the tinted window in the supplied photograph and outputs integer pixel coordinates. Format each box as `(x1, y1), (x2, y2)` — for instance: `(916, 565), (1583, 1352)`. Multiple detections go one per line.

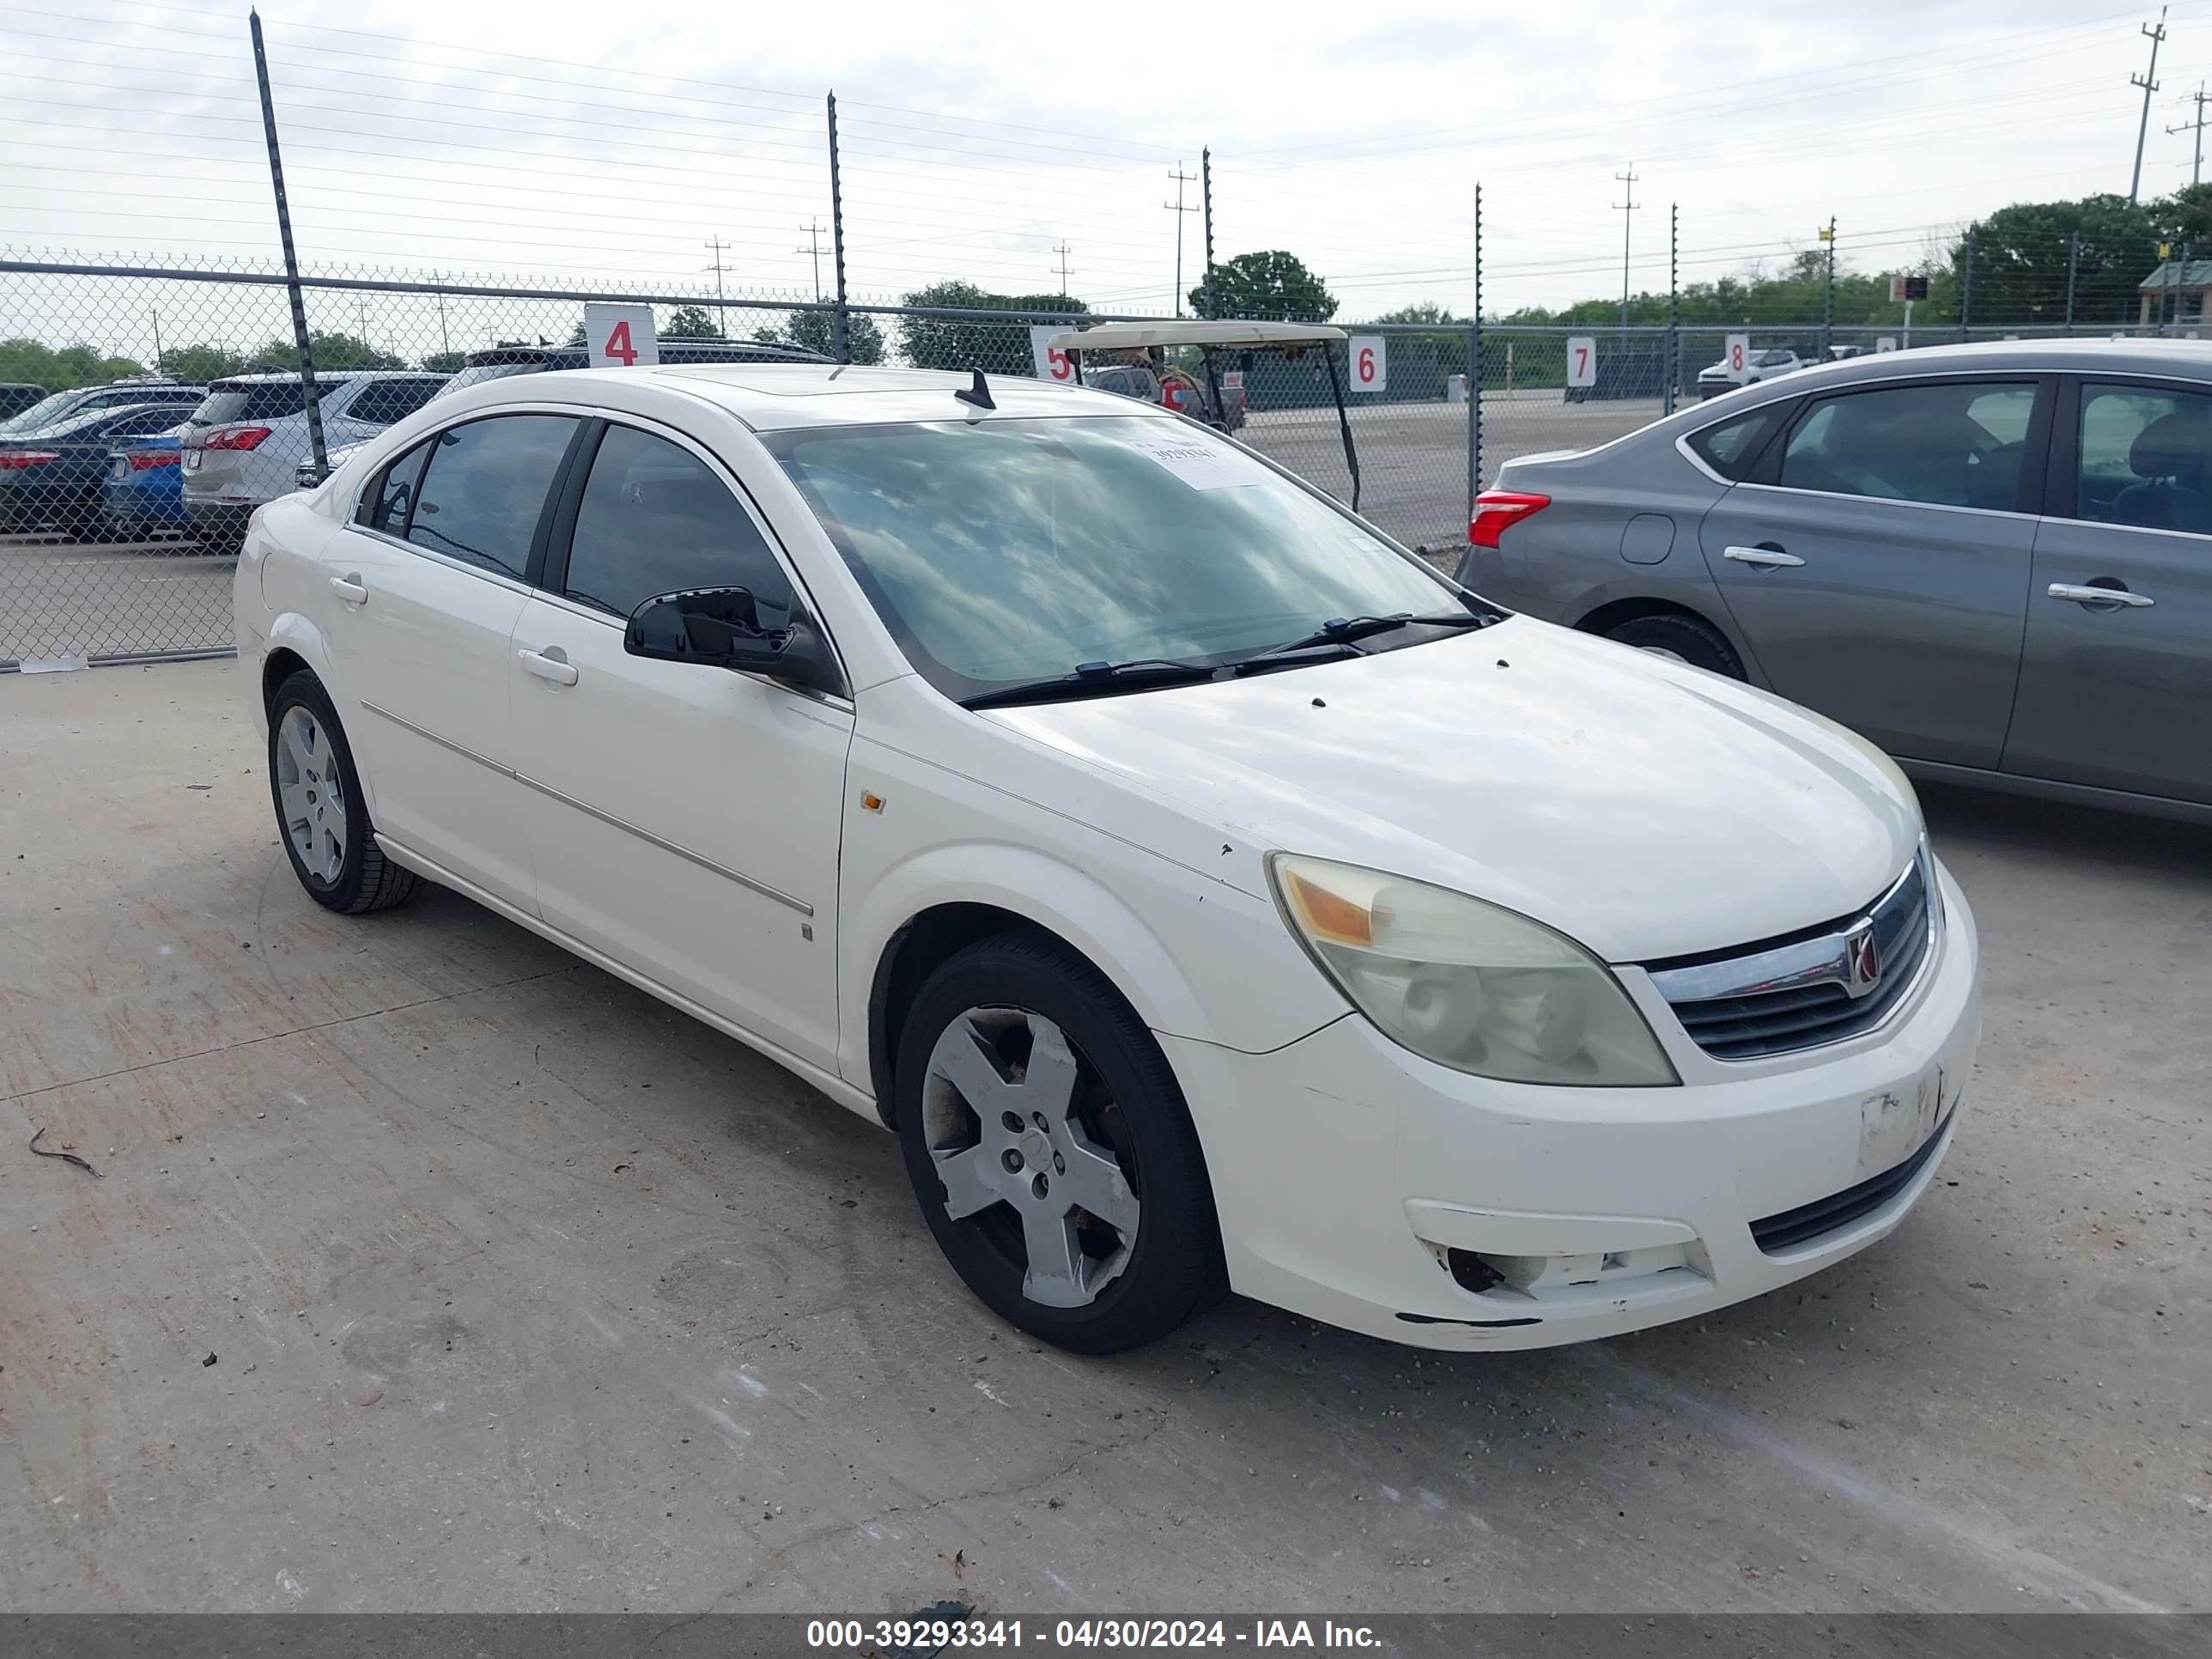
(562, 426), (793, 625)
(2076, 381), (2212, 534)
(347, 379), (445, 425)
(103, 410), (184, 440)
(1686, 407), (1778, 480)
(764, 416), (1459, 697)
(437, 362), (543, 397)
(193, 380), (327, 425)
(364, 440), (433, 534)
(1778, 381), (2037, 510)
(408, 416), (578, 579)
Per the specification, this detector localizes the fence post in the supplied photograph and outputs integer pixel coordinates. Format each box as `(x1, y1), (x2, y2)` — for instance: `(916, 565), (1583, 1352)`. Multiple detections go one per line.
(1200, 149), (1215, 319)
(2064, 230), (2080, 331)
(826, 91), (851, 364)
(1959, 228), (1973, 342)
(1664, 202), (1679, 416)
(1821, 215), (1836, 358)
(1468, 182), (1482, 511)
(247, 9), (325, 478)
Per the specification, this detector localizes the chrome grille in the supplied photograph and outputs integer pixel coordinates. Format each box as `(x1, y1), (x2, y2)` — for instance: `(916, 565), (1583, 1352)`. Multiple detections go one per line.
(1644, 854), (1936, 1061)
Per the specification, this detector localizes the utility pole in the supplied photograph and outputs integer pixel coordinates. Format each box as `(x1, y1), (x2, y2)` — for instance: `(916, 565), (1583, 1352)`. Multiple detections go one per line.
(1200, 148), (1216, 318)
(703, 235), (730, 335)
(2170, 82), (2210, 186)
(1050, 241), (1074, 299)
(794, 220), (824, 302)
(1164, 161), (1198, 317)
(1613, 164), (1640, 328)
(356, 297), (372, 353)
(1665, 203), (1679, 416)
(2131, 6), (2168, 204)
(149, 302), (163, 372)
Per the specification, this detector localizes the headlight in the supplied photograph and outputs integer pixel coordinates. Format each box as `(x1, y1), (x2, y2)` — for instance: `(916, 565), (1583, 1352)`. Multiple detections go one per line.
(1269, 854), (1679, 1087)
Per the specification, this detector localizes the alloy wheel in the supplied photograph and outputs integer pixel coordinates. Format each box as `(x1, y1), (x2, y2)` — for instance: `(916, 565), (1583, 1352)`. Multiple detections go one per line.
(274, 704), (347, 884)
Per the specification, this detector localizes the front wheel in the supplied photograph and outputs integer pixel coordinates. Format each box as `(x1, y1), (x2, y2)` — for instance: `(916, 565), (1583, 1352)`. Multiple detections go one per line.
(894, 933), (1225, 1353)
(267, 671), (420, 915)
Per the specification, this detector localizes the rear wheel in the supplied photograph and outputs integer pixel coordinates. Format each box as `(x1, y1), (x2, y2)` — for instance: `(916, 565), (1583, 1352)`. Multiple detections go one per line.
(1604, 611), (1745, 678)
(894, 933), (1225, 1353)
(267, 671), (419, 915)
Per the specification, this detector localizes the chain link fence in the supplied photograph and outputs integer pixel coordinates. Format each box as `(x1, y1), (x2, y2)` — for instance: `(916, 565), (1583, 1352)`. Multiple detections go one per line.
(7, 256), (2209, 669)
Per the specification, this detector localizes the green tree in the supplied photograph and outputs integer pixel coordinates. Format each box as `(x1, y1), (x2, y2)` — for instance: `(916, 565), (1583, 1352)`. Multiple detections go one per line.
(1371, 301), (1462, 326)
(896, 280), (1087, 373)
(755, 307), (885, 364)
(249, 331), (404, 372)
(663, 304), (725, 339)
(1957, 194), (2157, 325)
(0, 338), (148, 391)
(1188, 251), (1336, 322)
(422, 349), (470, 374)
(157, 343), (247, 383)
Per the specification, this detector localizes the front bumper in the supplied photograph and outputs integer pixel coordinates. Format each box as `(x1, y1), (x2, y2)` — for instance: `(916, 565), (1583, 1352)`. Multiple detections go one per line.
(1165, 861), (1981, 1351)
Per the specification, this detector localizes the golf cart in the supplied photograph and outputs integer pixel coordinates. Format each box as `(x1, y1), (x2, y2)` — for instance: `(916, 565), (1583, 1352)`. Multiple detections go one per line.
(1047, 319), (1361, 511)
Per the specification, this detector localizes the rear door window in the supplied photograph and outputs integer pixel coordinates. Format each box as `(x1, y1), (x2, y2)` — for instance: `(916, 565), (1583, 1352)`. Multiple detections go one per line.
(406, 415), (579, 580)
(346, 378), (446, 426)
(1778, 380), (2039, 510)
(2074, 381), (2212, 534)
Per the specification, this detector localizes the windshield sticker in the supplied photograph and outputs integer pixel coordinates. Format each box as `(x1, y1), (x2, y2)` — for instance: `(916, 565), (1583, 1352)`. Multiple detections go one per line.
(1128, 434), (1268, 491)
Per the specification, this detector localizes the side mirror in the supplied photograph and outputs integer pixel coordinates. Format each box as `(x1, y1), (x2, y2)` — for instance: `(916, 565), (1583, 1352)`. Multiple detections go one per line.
(623, 586), (840, 696)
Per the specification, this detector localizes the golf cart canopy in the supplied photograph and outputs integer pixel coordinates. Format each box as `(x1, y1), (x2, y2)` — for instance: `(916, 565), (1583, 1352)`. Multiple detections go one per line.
(1045, 320), (1347, 353)
(1046, 320), (1362, 509)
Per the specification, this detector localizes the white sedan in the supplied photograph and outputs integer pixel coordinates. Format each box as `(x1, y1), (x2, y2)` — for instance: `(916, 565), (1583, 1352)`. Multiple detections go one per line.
(233, 364), (1980, 1354)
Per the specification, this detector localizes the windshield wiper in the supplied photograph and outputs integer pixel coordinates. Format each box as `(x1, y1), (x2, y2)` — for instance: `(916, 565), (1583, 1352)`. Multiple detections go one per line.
(959, 657), (1221, 711)
(1230, 610), (1492, 672)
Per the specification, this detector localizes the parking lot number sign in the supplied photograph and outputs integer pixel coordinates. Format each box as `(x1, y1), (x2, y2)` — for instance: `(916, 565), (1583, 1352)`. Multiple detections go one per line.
(1876, 337), (1899, 353)
(1030, 325), (1074, 383)
(1565, 336), (1597, 389)
(585, 303), (659, 368)
(1351, 335), (1387, 393)
(1725, 333), (1750, 381)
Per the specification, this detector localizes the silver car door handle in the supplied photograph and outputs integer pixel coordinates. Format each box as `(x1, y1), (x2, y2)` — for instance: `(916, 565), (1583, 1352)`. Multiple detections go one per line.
(518, 647), (579, 686)
(1723, 545), (1805, 568)
(2048, 581), (2154, 609)
(328, 574), (368, 605)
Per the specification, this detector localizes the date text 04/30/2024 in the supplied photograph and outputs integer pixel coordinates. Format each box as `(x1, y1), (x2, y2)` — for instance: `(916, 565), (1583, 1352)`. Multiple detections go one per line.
(805, 1619), (1381, 1649)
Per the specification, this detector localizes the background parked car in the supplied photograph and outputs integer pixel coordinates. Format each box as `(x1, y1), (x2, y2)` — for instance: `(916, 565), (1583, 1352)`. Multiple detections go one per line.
(0, 403), (199, 538)
(0, 383), (51, 421)
(296, 338), (829, 487)
(1079, 358), (1246, 430)
(1459, 337), (2212, 817)
(101, 423), (189, 540)
(1696, 347), (1803, 399)
(183, 369), (449, 550)
(0, 378), (204, 438)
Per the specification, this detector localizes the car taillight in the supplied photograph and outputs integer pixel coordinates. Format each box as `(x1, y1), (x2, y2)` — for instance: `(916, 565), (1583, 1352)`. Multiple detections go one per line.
(0, 451), (58, 469)
(204, 426), (273, 451)
(130, 450), (179, 470)
(1470, 490), (1551, 549)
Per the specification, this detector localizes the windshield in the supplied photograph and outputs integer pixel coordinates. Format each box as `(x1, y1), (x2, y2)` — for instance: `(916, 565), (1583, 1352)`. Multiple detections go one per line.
(0, 391), (84, 434)
(437, 362), (544, 398)
(763, 416), (1464, 699)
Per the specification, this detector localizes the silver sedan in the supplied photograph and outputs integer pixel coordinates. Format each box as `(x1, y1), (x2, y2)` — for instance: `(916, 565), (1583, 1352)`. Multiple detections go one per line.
(1460, 337), (2212, 822)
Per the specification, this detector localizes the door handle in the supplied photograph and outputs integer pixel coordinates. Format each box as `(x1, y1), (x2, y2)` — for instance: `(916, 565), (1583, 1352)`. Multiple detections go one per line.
(2048, 581), (2154, 609)
(1723, 544), (1805, 568)
(518, 647), (579, 686)
(328, 573), (368, 605)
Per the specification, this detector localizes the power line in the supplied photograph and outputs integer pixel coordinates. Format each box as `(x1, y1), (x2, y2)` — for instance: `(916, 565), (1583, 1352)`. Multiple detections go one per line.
(2133, 6), (2170, 202)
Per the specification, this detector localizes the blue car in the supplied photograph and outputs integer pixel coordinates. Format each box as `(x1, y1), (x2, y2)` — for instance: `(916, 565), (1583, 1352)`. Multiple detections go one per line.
(101, 424), (189, 540)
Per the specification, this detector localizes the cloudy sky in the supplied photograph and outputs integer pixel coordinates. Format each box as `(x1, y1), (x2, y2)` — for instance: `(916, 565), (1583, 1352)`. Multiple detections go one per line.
(6, 0), (2210, 344)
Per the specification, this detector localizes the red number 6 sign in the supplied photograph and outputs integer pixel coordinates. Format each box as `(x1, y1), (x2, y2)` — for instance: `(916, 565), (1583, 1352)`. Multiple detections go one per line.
(1348, 334), (1386, 394)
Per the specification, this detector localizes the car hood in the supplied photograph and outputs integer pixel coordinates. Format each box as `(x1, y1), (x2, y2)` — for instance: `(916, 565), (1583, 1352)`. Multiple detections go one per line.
(981, 617), (1921, 963)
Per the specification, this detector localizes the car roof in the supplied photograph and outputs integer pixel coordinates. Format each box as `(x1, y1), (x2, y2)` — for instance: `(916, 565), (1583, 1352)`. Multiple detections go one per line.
(208, 369), (444, 386)
(532, 362), (1174, 432)
(1771, 336), (2212, 386)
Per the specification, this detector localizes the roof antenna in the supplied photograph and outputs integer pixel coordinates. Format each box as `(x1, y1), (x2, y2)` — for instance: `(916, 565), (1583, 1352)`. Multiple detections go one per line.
(954, 368), (995, 412)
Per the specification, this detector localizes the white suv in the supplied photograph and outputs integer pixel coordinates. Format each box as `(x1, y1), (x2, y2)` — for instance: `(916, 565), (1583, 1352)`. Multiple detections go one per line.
(183, 370), (447, 550)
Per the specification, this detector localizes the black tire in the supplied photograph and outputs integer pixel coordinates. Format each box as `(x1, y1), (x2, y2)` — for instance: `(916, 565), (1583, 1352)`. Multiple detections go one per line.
(893, 933), (1226, 1354)
(1603, 611), (1746, 679)
(266, 670), (420, 915)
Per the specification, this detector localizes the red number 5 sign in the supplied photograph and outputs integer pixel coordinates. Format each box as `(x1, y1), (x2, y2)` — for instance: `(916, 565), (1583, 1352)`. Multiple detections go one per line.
(1348, 334), (1386, 394)
(1030, 326), (1076, 382)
